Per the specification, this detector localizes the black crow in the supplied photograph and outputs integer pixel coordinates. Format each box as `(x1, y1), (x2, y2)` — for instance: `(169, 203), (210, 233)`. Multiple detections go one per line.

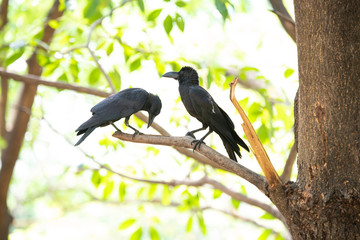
(162, 66), (249, 161)
(75, 88), (162, 146)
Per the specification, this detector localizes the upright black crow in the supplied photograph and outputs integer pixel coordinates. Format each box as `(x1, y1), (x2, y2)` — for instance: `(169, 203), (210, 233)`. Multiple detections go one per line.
(162, 66), (249, 161)
(75, 88), (162, 146)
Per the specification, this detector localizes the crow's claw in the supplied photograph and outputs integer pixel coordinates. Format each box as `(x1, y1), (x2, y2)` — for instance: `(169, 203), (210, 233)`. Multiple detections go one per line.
(186, 132), (196, 139)
(132, 130), (143, 139)
(191, 139), (203, 151)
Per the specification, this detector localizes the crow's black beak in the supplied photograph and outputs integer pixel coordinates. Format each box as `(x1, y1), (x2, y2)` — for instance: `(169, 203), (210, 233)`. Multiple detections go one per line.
(162, 71), (179, 79)
(147, 113), (155, 128)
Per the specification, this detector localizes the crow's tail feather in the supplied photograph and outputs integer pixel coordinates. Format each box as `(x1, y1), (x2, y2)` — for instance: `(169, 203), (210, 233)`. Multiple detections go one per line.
(74, 126), (96, 146)
(223, 140), (239, 162)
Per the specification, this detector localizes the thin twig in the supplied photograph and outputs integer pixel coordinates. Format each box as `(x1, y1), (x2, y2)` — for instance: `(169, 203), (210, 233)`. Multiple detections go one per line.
(229, 77), (282, 187)
(0, 68), (110, 98)
(205, 177), (286, 224)
(87, 48), (116, 93)
(43, 117), (283, 224)
(280, 144), (297, 182)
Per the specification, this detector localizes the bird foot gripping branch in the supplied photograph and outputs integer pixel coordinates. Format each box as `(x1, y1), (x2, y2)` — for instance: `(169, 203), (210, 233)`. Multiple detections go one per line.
(74, 88), (162, 146)
(162, 66), (249, 162)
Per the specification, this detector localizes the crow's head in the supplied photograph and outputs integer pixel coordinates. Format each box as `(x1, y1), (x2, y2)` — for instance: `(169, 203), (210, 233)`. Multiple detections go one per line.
(147, 94), (162, 128)
(162, 66), (199, 85)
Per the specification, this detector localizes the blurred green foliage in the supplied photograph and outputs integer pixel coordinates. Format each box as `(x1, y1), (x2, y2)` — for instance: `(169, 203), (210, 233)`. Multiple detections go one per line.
(1, 0), (295, 239)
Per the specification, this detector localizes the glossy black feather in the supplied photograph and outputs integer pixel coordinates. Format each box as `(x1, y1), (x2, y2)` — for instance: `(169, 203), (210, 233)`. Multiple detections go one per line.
(163, 66), (249, 161)
(75, 88), (162, 146)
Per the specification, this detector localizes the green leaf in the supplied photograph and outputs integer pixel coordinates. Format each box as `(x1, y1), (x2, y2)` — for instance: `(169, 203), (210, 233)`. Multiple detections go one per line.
(130, 227), (143, 240)
(59, 0), (66, 11)
(154, 56), (165, 76)
(91, 170), (102, 188)
(106, 42), (114, 56)
(69, 59), (79, 79)
(103, 180), (114, 200)
(215, 0), (228, 20)
(5, 49), (25, 67)
(240, 185), (247, 195)
(137, 187), (144, 198)
(242, 66), (259, 72)
(109, 69), (121, 91)
(118, 218), (136, 230)
(175, 1), (186, 7)
(162, 185), (171, 205)
(231, 198), (240, 209)
(197, 213), (207, 235)
(274, 233), (285, 240)
(88, 68), (101, 85)
(43, 62), (60, 77)
(129, 57), (141, 72)
(48, 20), (60, 29)
(260, 212), (275, 220)
(239, 97), (249, 107)
(149, 226), (160, 240)
(258, 229), (272, 240)
(175, 13), (185, 32)
(147, 9), (162, 21)
(284, 68), (294, 78)
(248, 102), (262, 122)
(137, 0), (145, 12)
(213, 189), (222, 199)
(83, 0), (100, 20)
(186, 216), (193, 232)
(257, 124), (270, 144)
(148, 184), (157, 199)
(119, 181), (126, 202)
(163, 15), (173, 35)
(0, 136), (7, 150)
(58, 73), (69, 83)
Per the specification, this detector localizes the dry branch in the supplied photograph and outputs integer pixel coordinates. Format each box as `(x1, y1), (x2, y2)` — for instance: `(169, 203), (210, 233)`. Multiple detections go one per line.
(230, 77), (282, 187)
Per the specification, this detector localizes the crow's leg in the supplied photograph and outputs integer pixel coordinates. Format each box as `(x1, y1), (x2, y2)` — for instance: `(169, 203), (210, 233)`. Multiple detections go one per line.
(110, 122), (122, 132)
(186, 125), (208, 139)
(124, 116), (143, 139)
(191, 129), (213, 151)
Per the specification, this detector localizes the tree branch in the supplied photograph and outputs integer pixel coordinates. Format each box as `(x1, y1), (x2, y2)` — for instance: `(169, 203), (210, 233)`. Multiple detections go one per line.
(0, 68), (227, 170)
(0, 76), (8, 139)
(229, 77), (282, 188)
(205, 177), (286, 224)
(112, 131), (267, 193)
(0, 0), (64, 237)
(0, 0), (9, 30)
(280, 144), (297, 182)
(84, 192), (282, 234)
(0, 68), (110, 98)
(268, 0), (296, 42)
(92, 160), (283, 222)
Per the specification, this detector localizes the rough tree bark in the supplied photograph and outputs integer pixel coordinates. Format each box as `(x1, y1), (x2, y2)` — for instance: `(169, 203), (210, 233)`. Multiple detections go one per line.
(0, 1), (63, 239)
(269, 1), (360, 239)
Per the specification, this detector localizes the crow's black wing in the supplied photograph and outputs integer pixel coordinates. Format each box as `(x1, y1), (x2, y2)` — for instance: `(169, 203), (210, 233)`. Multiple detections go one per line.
(187, 86), (231, 129)
(91, 88), (146, 113)
(76, 88), (148, 132)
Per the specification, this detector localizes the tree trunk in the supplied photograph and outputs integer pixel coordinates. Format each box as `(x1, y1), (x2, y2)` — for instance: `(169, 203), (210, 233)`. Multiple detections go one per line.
(0, 1), (63, 239)
(271, 1), (360, 239)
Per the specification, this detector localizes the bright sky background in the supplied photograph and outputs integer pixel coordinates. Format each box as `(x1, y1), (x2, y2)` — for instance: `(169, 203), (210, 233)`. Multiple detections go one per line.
(8, 0), (297, 239)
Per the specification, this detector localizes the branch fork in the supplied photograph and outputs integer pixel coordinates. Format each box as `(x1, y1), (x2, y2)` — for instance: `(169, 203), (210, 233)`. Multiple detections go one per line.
(230, 77), (282, 187)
